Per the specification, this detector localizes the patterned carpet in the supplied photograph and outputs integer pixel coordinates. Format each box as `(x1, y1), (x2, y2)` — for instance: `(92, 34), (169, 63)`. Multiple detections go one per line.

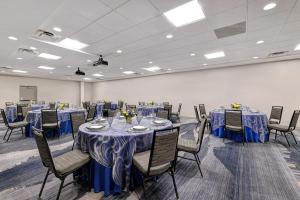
(0, 118), (300, 200)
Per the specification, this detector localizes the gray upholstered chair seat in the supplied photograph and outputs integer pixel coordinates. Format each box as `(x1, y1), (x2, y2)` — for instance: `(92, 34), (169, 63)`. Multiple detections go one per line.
(53, 149), (90, 176)
(133, 150), (171, 176)
(225, 125), (242, 132)
(267, 124), (290, 132)
(43, 122), (60, 128)
(269, 119), (280, 124)
(9, 121), (28, 128)
(177, 138), (199, 152)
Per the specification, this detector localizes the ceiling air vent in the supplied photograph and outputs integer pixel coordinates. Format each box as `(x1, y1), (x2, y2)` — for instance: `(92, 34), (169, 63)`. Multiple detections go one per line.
(18, 48), (37, 55)
(32, 29), (61, 42)
(214, 21), (246, 39)
(268, 51), (289, 57)
(0, 66), (13, 70)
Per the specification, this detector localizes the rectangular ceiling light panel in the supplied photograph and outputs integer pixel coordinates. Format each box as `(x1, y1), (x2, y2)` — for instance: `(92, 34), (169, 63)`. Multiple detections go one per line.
(59, 38), (88, 50)
(38, 53), (61, 60)
(163, 0), (205, 27)
(204, 51), (225, 59)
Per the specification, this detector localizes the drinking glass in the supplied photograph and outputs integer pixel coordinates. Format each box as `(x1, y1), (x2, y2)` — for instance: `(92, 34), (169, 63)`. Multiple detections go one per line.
(136, 111), (143, 124)
(107, 117), (114, 128)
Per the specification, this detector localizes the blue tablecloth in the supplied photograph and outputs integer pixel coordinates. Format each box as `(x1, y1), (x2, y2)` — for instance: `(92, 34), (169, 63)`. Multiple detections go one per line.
(26, 108), (86, 137)
(5, 104), (46, 122)
(210, 109), (269, 142)
(137, 105), (164, 116)
(96, 102), (118, 116)
(77, 117), (172, 196)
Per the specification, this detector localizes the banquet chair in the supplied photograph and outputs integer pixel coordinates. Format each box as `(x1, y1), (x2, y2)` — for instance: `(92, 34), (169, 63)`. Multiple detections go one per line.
(49, 102), (56, 110)
(268, 110), (299, 146)
(21, 106), (31, 121)
(164, 104), (172, 119)
(41, 109), (60, 136)
(70, 112), (86, 150)
(157, 109), (169, 119)
(171, 103), (182, 122)
(194, 106), (201, 128)
(5, 102), (14, 106)
(132, 127), (180, 199)
(199, 104), (211, 130)
(33, 127), (90, 200)
(1, 109), (28, 142)
(269, 106), (283, 124)
(176, 118), (207, 177)
(118, 100), (124, 110)
(102, 102), (112, 117)
(224, 110), (245, 145)
(82, 101), (90, 110)
(127, 104), (137, 112)
(163, 102), (170, 107)
(86, 104), (96, 122)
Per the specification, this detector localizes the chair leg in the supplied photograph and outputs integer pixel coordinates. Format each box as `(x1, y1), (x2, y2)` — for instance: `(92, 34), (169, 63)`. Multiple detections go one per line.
(3, 128), (9, 140)
(194, 154), (203, 177)
(6, 129), (13, 142)
(56, 178), (65, 200)
(290, 132), (297, 144)
(21, 127), (24, 134)
(39, 169), (50, 197)
(72, 140), (75, 150)
(170, 168), (179, 199)
(174, 150), (178, 172)
(283, 132), (291, 147)
(275, 131), (278, 141)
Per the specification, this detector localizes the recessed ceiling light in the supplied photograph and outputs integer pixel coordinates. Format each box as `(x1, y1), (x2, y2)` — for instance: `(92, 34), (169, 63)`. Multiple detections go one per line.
(38, 53), (61, 60)
(204, 51), (225, 59)
(66, 65), (72, 68)
(116, 49), (122, 54)
(30, 46), (37, 50)
(12, 69), (27, 73)
(123, 71), (135, 75)
(59, 38), (88, 50)
(263, 2), (277, 10)
(256, 40), (264, 44)
(164, 0), (205, 27)
(120, 67), (123, 69)
(93, 73), (104, 77)
(166, 34), (173, 39)
(8, 36), (18, 41)
(148, 61), (153, 64)
(203, 63), (208, 66)
(143, 66), (161, 72)
(190, 53), (196, 56)
(53, 27), (62, 32)
(38, 66), (55, 70)
(253, 56), (259, 59)
(294, 43), (300, 51)
(87, 59), (92, 63)
(17, 57), (23, 60)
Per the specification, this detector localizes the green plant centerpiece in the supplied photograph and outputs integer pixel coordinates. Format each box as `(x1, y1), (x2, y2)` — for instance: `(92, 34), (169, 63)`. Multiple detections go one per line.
(149, 101), (155, 106)
(231, 103), (241, 109)
(121, 109), (136, 124)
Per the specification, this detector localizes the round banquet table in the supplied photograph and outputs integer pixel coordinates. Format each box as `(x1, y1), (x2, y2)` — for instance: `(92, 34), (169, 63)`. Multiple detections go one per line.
(26, 108), (86, 137)
(5, 104), (46, 123)
(76, 117), (172, 196)
(210, 109), (269, 143)
(136, 105), (164, 116)
(96, 102), (118, 116)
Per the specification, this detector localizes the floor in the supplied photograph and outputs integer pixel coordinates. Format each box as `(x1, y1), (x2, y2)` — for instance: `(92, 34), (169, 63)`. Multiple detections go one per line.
(0, 118), (300, 200)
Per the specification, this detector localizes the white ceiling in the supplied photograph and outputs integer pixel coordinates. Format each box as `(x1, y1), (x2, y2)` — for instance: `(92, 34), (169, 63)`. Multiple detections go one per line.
(0, 0), (300, 82)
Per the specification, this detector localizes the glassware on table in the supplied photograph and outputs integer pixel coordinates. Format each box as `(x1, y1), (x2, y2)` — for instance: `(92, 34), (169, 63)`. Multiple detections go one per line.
(107, 116), (114, 128)
(136, 111), (143, 124)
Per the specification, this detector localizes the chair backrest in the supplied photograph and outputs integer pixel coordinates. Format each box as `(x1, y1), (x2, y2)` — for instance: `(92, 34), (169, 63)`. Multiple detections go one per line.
(32, 127), (56, 172)
(49, 102), (56, 110)
(197, 118), (207, 146)
(82, 101), (90, 110)
(177, 103), (182, 114)
(163, 102), (169, 107)
(87, 104), (96, 120)
(148, 127), (180, 176)
(199, 104), (207, 117)
(288, 110), (300, 131)
(157, 109), (169, 119)
(70, 112), (86, 139)
(5, 102), (14, 106)
(118, 100), (124, 110)
(164, 104), (172, 119)
(103, 102), (111, 110)
(194, 106), (200, 123)
(21, 106), (31, 119)
(38, 101), (45, 105)
(269, 106), (283, 123)
(41, 109), (58, 125)
(0, 109), (9, 126)
(225, 110), (242, 128)
(17, 104), (23, 115)
(127, 104), (136, 111)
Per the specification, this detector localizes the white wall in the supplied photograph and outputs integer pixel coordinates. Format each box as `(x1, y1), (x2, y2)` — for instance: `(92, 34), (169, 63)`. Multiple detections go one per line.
(92, 59), (300, 124)
(0, 75), (81, 107)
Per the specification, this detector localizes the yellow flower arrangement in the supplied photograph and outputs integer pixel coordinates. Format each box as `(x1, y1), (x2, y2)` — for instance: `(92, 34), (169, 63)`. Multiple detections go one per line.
(231, 103), (241, 109)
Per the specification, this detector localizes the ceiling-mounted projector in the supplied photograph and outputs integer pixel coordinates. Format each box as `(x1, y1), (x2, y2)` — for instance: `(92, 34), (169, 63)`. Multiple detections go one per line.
(92, 55), (108, 66)
(75, 67), (85, 76)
